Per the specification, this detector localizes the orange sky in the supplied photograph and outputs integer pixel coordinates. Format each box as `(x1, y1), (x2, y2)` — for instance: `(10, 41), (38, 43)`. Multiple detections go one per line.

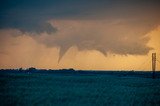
(0, 1), (160, 71)
(0, 26), (159, 71)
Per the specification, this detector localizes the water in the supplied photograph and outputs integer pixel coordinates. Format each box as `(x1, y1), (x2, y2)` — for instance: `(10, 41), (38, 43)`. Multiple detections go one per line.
(0, 71), (160, 106)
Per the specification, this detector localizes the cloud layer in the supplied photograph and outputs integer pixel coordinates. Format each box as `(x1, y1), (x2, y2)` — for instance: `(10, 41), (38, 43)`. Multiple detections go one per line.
(1, 0), (160, 63)
(1, 0), (160, 33)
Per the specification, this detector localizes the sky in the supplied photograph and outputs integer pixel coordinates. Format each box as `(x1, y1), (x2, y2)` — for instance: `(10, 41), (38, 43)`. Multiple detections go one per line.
(0, 0), (160, 70)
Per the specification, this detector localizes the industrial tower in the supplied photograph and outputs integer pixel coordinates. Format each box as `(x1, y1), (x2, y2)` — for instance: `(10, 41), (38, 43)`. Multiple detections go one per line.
(152, 53), (156, 79)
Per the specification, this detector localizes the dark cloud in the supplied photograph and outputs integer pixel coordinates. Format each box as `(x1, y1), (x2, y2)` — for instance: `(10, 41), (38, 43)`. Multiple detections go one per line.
(0, 0), (160, 62)
(0, 0), (160, 33)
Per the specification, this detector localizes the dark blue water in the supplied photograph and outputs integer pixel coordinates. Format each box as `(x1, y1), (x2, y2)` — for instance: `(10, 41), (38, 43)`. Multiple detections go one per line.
(0, 71), (160, 106)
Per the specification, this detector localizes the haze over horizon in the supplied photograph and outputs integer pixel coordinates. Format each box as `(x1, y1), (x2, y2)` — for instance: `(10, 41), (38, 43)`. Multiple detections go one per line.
(0, 0), (160, 70)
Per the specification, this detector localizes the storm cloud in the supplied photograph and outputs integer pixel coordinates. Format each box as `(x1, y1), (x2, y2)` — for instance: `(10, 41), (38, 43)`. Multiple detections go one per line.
(1, 0), (160, 33)
(0, 0), (160, 62)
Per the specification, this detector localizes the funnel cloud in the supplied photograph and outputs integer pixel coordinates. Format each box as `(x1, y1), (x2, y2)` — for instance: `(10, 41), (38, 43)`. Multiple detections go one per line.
(34, 19), (156, 62)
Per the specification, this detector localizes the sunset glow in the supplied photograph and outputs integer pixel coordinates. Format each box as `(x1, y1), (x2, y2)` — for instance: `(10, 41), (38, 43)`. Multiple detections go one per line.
(0, 0), (160, 71)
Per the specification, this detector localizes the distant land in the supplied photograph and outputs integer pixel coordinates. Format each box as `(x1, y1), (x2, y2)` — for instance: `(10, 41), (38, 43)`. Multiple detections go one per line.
(0, 67), (160, 78)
